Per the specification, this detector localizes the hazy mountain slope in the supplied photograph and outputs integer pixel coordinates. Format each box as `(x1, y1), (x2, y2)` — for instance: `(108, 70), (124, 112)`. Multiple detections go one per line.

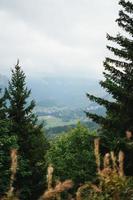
(0, 74), (8, 95)
(28, 77), (105, 108)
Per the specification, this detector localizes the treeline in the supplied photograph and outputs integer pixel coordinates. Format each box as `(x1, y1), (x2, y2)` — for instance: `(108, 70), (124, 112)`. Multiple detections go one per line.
(46, 121), (98, 137)
(0, 0), (133, 199)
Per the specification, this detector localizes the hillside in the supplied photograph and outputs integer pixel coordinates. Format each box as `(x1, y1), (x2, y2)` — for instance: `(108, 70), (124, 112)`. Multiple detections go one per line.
(0, 74), (106, 135)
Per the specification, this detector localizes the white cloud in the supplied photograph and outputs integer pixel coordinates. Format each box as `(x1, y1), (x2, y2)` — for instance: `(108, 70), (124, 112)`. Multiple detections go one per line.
(0, 0), (119, 78)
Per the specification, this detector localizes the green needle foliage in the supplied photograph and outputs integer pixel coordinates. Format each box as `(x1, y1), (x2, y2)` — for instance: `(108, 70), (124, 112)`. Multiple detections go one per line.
(0, 89), (18, 197)
(86, 0), (133, 150)
(0, 120), (17, 198)
(5, 61), (49, 200)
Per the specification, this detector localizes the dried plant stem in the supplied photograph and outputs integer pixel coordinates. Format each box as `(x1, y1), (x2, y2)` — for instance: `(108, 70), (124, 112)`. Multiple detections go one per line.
(1, 149), (18, 200)
(6, 149), (18, 199)
(47, 165), (54, 190)
(39, 180), (73, 200)
(94, 138), (100, 174)
(118, 151), (124, 177)
(39, 165), (73, 200)
(103, 153), (110, 168)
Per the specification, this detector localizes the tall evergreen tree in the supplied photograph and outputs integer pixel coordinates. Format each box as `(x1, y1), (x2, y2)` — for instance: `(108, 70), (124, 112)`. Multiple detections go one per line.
(6, 61), (48, 200)
(0, 88), (17, 197)
(86, 0), (133, 150)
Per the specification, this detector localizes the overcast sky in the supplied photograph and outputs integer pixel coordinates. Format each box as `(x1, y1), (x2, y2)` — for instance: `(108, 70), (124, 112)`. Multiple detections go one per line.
(0, 0), (119, 78)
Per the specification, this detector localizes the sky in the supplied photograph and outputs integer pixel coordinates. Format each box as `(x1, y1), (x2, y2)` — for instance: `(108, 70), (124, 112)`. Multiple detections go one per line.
(0, 0), (119, 78)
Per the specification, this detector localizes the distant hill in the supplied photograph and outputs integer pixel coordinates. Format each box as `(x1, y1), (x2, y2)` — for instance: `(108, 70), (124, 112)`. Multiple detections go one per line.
(0, 75), (107, 108)
(0, 74), (107, 134)
(46, 121), (99, 138)
(28, 76), (106, 108)
(0, 74), (8, 95)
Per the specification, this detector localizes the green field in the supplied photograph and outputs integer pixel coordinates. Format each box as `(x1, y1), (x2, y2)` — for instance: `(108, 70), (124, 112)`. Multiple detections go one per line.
(38, 116), (79, 129)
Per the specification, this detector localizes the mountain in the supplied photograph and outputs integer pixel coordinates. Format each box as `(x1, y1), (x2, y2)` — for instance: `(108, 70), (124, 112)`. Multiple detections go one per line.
(0, 74), (106, 134)
(0, 74), (8, 95)
(27, 76), (105, 108)
(0, 75), (106, 108)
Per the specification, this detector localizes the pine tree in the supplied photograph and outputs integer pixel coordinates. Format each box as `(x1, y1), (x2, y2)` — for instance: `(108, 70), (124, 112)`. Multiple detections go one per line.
(0, 88), (17, 197)
(6, 61), (48, 200)
(86, 0), (133, 150)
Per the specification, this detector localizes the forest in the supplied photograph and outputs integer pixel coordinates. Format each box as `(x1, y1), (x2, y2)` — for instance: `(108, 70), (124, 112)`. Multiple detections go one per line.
(0, 0), (133, 199)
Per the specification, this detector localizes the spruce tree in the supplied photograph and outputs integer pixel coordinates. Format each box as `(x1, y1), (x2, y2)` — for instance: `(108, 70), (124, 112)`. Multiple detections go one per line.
(6, 61), (48, 200)
(86, 0), (133, 150)
(0, 88), (17, 197)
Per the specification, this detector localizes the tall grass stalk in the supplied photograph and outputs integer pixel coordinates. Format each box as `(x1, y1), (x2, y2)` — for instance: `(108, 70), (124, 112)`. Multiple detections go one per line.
(2, 149), (18, 200)
(39, 165), (73, 200)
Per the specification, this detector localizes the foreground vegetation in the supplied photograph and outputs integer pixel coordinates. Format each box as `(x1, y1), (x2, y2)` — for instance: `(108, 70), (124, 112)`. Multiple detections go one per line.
(1, 138), (133, 200)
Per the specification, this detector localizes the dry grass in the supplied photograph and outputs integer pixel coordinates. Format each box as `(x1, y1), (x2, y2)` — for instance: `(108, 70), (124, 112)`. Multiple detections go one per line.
(39, 165), (73, 200)
(94, 138), (100, 174)
(75, 138), (128, 200)
(2, 149), (18, 200)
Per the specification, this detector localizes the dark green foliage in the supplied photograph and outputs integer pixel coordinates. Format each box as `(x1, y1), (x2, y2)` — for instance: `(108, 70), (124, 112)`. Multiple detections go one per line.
(86, 0), (133, 150)
(117, 135), (133, 176)
(0, 120), (17, 197)
(47, 123), (96, 192)
(6, 61), (35, 127)
(0, 89), (18, 197)
(5, 61), (49, 200)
